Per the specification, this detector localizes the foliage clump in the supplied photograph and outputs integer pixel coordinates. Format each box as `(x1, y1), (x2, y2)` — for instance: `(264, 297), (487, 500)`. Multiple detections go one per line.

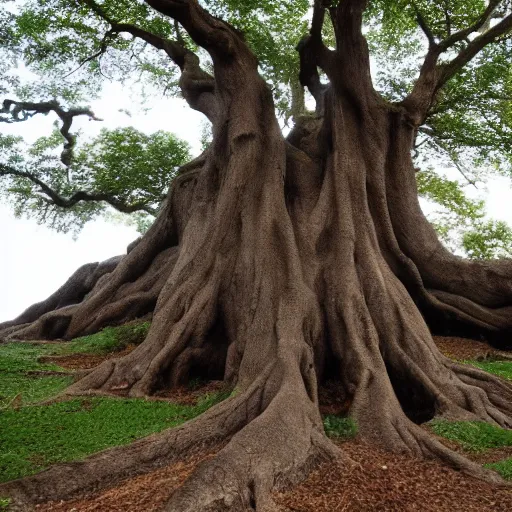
(323, 416), (358, 440)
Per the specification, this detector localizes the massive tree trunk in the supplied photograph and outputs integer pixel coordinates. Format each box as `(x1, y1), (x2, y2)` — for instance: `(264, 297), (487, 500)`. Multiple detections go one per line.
(2, 1), (512, 510)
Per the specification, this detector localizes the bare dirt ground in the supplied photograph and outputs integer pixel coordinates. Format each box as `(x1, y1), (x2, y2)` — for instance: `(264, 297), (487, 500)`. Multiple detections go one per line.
(24, 336), (512, 511)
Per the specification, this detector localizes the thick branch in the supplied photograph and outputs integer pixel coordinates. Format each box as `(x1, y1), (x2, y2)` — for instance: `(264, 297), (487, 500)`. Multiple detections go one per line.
(330, 0), (374, 93)
(296, 2), (336, 114)
(296, 36), (330, 115)
(81, 0), (216, 120)
(440, 12), (512, 86)
(404, 3), (512, 122)
(143, 0), (238, 58)
(0, 100), (101, 166)
(0, 164), (156, 215)
(439, 0), (502, 49)
(412, 2), (436, 47)
(333, 0), (369, 47)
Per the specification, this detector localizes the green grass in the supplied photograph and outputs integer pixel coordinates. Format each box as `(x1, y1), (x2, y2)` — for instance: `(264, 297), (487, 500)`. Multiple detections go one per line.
(430, 420), (512, 452)
(466, 360), (512, 381)
(323, 416), (358, 440)
(0, 391), (228, 483)
(0, 373), (72, 407)
(0, 322), (151, 406)
(0, 498), (10, 510)
(0, 343), (63, 373)
(485, 458), (512, 480)
(0, 343), (72, 407)
(0, 322), (232, 483)
(61, 321), (151, 355)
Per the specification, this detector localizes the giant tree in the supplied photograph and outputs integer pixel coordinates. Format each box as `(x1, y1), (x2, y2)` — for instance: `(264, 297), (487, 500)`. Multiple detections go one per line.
(2, 1), (512, 510)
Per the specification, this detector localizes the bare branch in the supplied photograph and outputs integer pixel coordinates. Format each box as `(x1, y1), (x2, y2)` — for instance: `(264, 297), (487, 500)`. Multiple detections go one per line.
(0, 164), (156, 215)
(0, 100), (102, 166)
(63, 28), (116, 79)
(404, 3), (511, 122)
(79, 0), (217, 120)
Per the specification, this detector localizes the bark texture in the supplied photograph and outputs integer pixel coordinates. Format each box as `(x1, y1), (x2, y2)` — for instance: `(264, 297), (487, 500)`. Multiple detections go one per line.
(2, 1), (512, 510)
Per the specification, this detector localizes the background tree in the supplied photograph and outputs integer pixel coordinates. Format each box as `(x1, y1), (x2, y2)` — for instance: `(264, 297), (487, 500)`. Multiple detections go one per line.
(2, 1), (512, 511)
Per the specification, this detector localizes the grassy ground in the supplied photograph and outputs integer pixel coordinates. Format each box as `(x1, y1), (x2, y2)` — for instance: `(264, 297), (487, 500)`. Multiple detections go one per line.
(467, 360), (512, 381)
(0, 322), (228, 483)
(1, 328), (512, 490)
(430, 419), (512, 479)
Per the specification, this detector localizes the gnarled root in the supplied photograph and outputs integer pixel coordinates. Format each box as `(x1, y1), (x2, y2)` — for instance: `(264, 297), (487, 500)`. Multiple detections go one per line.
(0, 351), (346, 511)
(0, 257), (120, 341)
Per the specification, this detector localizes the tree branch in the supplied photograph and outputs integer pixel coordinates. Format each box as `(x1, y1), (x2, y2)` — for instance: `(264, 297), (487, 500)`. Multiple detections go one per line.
(412, 1), (436, 47)
(80, 0), (217, 120)
(296, 1), (334, 114)
(0, 164), (156, 215)
(403, 3), (512, 123)
(63, 28), (116, 79)
(330, 0), (374, 93)
(143, 0), (238, 58)
(439, 0), (502, 49)
(0, 100), (102, 166)
(440, 12), (512, 86)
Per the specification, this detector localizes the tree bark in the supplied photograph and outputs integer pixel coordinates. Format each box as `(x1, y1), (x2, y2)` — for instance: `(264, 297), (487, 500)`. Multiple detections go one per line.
(2, 1), (512, 510)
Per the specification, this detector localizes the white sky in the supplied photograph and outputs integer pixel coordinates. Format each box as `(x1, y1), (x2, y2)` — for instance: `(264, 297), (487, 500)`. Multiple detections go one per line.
(1, 82), (512, 322)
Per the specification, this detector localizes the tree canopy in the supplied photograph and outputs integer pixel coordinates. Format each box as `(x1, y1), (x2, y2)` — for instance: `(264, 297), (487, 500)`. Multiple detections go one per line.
(1, 0), (512, 254)
(0, 125), (190, 234)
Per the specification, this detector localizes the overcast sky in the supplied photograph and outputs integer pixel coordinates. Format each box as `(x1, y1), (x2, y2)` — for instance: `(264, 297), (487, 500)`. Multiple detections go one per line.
(1, 82), (512, 322)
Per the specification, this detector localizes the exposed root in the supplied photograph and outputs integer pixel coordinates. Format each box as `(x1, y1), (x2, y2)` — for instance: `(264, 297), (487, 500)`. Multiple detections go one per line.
(0, 257), (121, 339)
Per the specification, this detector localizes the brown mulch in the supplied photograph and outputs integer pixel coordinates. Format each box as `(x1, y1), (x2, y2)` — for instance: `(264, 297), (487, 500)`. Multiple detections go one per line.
(39, 346), (136, 370)
(36, 452), (217, 512)
(154, 380), (225, 405)
(433, 335), (510, 361)
(468, 446), (512, 465)
(275, 439), (512, 512)
(31, 440), (512, 512)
